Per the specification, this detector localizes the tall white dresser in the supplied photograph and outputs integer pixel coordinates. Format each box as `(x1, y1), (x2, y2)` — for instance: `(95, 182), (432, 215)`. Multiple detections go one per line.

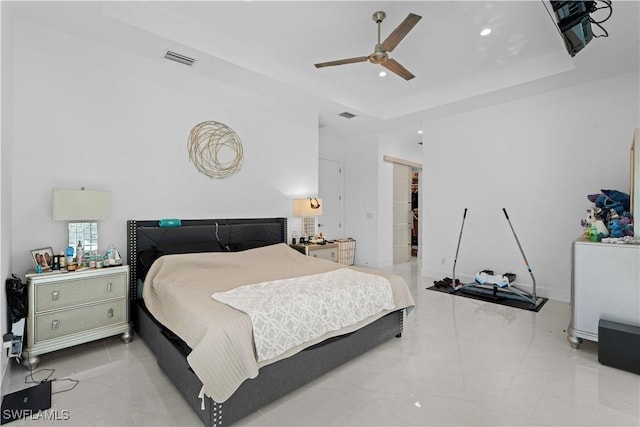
(22, 265), (132, 368)
(568, 237), (640, 348)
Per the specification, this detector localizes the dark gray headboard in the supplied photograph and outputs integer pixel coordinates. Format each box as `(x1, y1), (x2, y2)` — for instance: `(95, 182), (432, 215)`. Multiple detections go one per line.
(126, 218), (287, 301)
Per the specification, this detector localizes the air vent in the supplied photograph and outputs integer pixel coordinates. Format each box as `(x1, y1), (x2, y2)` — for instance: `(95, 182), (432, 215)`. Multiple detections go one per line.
(338, 112), (357, 119)
(164, 50), (196, 66)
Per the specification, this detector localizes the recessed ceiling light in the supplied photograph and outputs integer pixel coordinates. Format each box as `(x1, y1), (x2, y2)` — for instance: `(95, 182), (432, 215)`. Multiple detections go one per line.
(417, 130), (423, 134)
(480, 28), (492, 37)
(378, 70), (387, 77)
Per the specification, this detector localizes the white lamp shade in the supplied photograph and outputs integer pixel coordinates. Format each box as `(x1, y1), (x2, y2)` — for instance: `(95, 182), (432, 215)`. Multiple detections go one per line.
(52, 189), (111, 220)
(293, 198), (323, 216)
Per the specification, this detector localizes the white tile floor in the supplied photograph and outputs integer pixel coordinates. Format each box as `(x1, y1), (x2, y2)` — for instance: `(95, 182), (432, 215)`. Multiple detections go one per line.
(3, 259), (639, 426)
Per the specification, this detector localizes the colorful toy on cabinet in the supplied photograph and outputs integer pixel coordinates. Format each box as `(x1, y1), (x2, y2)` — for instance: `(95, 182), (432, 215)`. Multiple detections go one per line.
(587, 189), (630, 220)
(608, 218), (624, 238)
(581, 207), (609, 240)
(584, 190), (634, 240)
(620, 212), (634, 236)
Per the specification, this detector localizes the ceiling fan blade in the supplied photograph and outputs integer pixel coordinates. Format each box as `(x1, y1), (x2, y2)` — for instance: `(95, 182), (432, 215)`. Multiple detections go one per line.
(314, 56), (369, 68)
(380, 13), (422, 52)
(382, 58), (415, 80)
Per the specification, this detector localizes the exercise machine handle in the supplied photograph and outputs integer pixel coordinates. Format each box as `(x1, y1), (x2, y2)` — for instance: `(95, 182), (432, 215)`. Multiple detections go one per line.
(502, 208), (509, 219)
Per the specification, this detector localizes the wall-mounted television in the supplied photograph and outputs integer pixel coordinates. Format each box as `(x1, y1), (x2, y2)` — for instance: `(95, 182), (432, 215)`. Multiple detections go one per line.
(551, 1), (596, 56)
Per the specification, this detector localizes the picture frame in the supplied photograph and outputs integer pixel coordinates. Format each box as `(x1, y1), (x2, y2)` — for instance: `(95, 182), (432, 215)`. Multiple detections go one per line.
(30, 247), (54, 270)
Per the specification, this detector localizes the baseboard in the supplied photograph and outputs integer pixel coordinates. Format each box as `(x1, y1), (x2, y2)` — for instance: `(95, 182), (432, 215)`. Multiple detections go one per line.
(0, 358), (7, 395)
(1, 356), (16, 396)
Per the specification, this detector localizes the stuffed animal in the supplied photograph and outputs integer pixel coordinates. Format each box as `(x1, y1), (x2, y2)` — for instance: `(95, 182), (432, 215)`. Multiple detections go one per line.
(607, 210), (634, 237)
(581, 207), (609, 238)
(620, 213), (634, 236)
(587, 190), (630, 218)
(608, 219), (624, 238)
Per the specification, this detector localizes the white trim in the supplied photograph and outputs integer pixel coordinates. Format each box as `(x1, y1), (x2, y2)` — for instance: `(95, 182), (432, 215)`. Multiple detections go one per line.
(383, 155), (422, 169)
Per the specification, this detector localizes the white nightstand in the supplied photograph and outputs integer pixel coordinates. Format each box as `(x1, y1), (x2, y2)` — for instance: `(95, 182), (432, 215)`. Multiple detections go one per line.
(22, 265), (132, 369)
(290, 243), (339, 262)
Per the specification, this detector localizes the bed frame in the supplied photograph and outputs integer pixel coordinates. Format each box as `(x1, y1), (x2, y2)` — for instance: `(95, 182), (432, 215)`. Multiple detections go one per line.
(127, 218), (404, 426)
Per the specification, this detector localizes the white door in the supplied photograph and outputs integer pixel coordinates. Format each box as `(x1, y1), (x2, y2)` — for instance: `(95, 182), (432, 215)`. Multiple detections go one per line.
(393, 163), (411, 264)
(318, 157), (344, 240)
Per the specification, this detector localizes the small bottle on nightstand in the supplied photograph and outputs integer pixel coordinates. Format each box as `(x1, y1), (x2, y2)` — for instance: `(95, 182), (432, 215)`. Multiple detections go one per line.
(65, 246), (74, 267)
(76, 241), (84, 266)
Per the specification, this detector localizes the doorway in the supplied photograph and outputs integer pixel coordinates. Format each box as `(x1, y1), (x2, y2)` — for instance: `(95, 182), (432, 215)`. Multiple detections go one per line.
(318, 157), (344, 240)
(393, 163), (411, 264)
(385, 155), (422, 265)
(411, 170), (419, 257)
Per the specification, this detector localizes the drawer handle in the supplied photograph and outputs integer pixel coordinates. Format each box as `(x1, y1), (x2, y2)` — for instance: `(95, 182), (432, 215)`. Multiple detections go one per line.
(107, 308), (114, 318)
(51, 290), (59, 300)
(107, 282), (113, 292)
(51, 320), (59, 330)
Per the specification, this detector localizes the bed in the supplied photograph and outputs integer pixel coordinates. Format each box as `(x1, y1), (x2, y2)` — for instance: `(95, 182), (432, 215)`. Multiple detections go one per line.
(127, 218), (414, 426)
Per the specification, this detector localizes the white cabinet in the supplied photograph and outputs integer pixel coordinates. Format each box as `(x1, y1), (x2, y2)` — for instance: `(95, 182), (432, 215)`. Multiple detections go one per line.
(23, 266), (132, 368)
(568, 237), (640, 348)
(290, 243), (339, 262)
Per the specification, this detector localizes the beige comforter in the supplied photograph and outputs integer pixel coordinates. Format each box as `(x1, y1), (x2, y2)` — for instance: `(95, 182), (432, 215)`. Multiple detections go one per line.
(142, 243), (415, 402)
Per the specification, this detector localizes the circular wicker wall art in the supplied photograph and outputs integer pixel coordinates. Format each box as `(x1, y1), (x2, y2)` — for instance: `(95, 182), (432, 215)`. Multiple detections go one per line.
(188, 121), (244, 179)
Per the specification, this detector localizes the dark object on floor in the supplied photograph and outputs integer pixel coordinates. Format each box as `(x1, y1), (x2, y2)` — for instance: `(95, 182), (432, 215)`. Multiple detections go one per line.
(1, 381), (51, 424)
(432, 277), (460, 288)
(598, 319), (640, 375)
(427, 285), (548, 312)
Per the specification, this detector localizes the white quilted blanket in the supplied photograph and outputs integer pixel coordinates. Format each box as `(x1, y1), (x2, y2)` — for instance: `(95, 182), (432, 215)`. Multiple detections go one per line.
(212, 268), (395, 362)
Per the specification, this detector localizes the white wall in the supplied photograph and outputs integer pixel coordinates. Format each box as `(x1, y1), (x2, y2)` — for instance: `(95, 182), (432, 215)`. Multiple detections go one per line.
(421, 71), (640, 302)
(9, 18), (319, 276)
(320, 132), (422, 267)
(330, 134), (380, 266)
(1, 1), (14, 383)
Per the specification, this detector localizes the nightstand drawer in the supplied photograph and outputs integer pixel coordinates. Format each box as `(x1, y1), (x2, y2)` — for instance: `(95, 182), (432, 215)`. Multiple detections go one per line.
(35, 272), (126, 312)
(310, 247), (338, 261)
(35, 299), (127, 343)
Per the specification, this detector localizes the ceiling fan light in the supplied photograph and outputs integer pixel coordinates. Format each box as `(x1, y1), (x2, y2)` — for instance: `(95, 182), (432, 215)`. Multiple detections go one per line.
(314, 11), (421, 81)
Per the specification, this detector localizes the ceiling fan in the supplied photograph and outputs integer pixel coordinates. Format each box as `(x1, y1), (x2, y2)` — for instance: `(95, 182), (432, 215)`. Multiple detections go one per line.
(314, 11), (422, 81)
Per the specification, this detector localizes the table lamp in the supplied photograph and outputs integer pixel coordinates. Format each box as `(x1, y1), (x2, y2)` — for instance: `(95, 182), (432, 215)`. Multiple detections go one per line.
(52, 188), (111, 256)
(293, 198), (323, 238)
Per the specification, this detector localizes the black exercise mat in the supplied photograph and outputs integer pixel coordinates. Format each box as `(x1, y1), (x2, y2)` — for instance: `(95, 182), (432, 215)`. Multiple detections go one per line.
(427, 284), (548, 312)
(1, 381), (51, 424)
